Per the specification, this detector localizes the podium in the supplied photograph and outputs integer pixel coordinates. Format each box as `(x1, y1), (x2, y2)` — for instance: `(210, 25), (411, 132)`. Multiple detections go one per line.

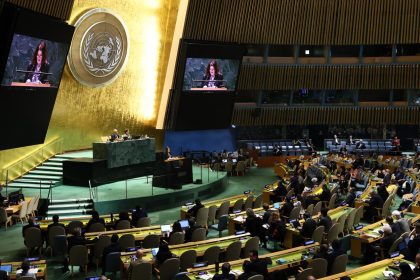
(152, 157), (193, 189)
(10, 82), (51, 87)
(190, 87), (228, 91)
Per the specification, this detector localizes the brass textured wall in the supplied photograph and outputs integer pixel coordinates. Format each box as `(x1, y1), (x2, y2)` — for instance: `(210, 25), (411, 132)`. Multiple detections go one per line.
(232, 107), (420, 126)
(6, 0), (75, 20)
(183, 0), (420, 44)
(238, 64), (420, 90)
(0, 0), (180, 170)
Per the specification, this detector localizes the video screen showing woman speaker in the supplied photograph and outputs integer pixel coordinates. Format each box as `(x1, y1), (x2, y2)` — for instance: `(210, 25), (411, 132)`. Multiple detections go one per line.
(1, 33), (70, 88)
(182, 58), (241, 92)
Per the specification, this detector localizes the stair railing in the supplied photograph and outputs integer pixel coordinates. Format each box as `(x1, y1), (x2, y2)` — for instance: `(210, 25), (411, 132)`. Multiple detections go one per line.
(0, 137), (63, 185)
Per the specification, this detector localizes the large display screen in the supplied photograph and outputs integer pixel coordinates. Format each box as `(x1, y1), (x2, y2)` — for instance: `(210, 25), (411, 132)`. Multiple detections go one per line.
(182, 58), (240, 91)
(1, 34), (69, 88)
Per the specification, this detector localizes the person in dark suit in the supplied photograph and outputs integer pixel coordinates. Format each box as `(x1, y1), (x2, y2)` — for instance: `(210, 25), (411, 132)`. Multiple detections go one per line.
(109, 129), (120, 142)
(413, 253), (420, 278)
(184, 218), (203, 243)
(187, 199), (204, 218)
(244, 209), (263, 238)
(249, 250), (268, 277)
(85, 211), (105, 233)
(63, 227), (87, 272)
(407, 224), (420, 261)
(101, 234), (121, 274)
(155, 242), (175, 267)
(238, 260), (256, 280)
(355, 139), (366, 149)
(317, 208), (332, 233)
(212, 262), (235, 280)
(131, 205), (148, 227)
(327, 240), (345, 273)
(313, 244), (329, 261)
(272, 180), (287, 202)
(383, 169), (392, 186)
(386, 216), (402, 236)
(319, 184), (332, 203)
(301, 212), (317, 239)
(380, 225), (397, 257)
(114, 211), (131, 229)
(262, 203), (271, 224)
(169, 221), (183, 238)
(22, 217), (40, 238)
(0, 260), (9, 280)
(24, 41), (50, 84)
(201, 60), (224, 88)
(344, 187), (356, 207)
(377, 184), (390, 203)
(268, 211), (286, 244)
(365, 190), (384, 222)
(47, 215), (65, 232)
(281, 197), (294, 218)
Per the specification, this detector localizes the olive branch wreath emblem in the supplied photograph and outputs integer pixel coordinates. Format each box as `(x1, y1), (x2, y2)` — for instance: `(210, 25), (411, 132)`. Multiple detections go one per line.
(82, 32), (122, 74)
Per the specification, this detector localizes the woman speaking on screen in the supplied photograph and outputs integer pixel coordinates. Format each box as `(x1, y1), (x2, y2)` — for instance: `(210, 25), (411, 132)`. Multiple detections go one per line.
(25, 41), (50, 84)
(201, 60), (224, 88)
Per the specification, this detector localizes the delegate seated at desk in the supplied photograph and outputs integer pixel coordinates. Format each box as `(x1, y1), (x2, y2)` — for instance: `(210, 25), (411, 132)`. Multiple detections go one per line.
(122, 129), (132, 141)
(110, 129), (121, 142)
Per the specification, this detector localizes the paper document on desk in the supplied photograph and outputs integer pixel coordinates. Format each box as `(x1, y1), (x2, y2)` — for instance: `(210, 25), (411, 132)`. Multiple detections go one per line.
(231, 270), (242, 276)
(234, 216), (244, 223)
(198, 273), (214, 280)
(16, 268), (38, 274)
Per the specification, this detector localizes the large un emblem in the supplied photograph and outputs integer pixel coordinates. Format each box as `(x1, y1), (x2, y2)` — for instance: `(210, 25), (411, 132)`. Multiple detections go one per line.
(68, 9), (129, 87)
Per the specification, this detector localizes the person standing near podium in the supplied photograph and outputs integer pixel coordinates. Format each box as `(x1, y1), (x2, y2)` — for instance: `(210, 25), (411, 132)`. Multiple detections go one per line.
(201, 60), (224, 88)
(25, 41), (50, 84)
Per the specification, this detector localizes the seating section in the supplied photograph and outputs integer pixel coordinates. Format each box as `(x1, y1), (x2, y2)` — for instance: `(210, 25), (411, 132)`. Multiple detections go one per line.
(324, 138), (395, 154)
(242, 139), (313, 156)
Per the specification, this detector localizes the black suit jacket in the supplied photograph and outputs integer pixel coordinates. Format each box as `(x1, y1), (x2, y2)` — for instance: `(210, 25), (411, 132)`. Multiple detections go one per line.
(408, 235), (420, 261)
(250, 258), (268, 276)
(380, 233), (397, 256)
(245, 216), (262, 237)
(345, 192), (356, 207)
(301, 218), (317, 238)
(201, 74), (224, 88)
(67, 235), (87, 252)
(0, 270), (8, 280)
(25, 63), (50, 84)
(85, 218), (105, 232)
(281, 202), (293, 218)
(317, 216), (332, 233)
(369, 194), (384, 209)
(102, 242), (121, 268)
(212, 273), (235, 280)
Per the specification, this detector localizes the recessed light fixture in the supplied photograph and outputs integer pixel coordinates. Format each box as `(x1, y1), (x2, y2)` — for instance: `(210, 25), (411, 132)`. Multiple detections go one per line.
(305, 49), (310, 55)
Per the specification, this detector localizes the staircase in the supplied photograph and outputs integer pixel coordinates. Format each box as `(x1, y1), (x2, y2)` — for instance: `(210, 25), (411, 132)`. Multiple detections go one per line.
(7, 154), (72, 190)
(46, 198), (94, 219)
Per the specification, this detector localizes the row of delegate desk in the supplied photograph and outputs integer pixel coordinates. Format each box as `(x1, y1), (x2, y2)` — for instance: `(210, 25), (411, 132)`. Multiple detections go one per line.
(0, 260), (47, 280)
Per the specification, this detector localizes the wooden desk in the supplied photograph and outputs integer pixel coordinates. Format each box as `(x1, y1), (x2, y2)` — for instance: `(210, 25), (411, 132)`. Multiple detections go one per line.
(319, 256), (404, 280)
(354, 183), (397, 209)
(84, 225), (162, 243)
(262, 181), (281, 204)
(6, 197), (33, 215)
(1, 259), (47, 280)
(180, 194), (252, 219)
(187, 243), (319, 279)
(350, 212), (419, 258)
(120, 233), (251, 270)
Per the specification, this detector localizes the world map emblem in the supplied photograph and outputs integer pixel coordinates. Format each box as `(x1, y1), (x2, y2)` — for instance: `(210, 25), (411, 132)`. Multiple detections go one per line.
(68, 9), (129, 87)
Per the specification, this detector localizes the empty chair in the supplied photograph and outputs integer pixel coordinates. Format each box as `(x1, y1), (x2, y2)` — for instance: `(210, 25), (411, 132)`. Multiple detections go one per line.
(26, 198), (35, 218)
(53, 235), (68, 259)
(207, 205), (217, 225)
(329, 254), (348, 275)
(142, 234), (160, 249)
(203, 246), (220, 265)
(87, 222), (105, 232)
(242, 236), (259, 258)
(130, 262), (152, 280)
(236, 161), (246, 176)
(136, 217), (151, 228)
(306, 204), (314, 216)
(313, 201), (322, 216)
(48, 226), (66, 256)
(191, 228), (207, 242)
(388, 236), (404, 256)
(67, 221), (83, 234)
(196, 207), (209, 227)
(310, 258), (328, 278)
(354, 205), (364, 225)
(225, 162), (233, 176)
(327, 223), (340, 244)
(336, 213), (348, 237)
(24, 227), (43, 256)
(296, 268), (313, 280)
(217, 201), (230, 219)
(119, 234), (135, 250)
(253, 194), (263, 209)
(158, 258), (180, 280)
(288, 206), (300, 221)
(169, 232), (185, 245)
(93, 235), (111, 269)
(312, 226), (325, 244)
(0, 208), (12, 230)
(104, 251), (121, 277)
(344, 208), (357, 235)
(210, 214), (228, 237)
(12, 201), (28, 224)
(244, 195), (254, 210)
(225, 241), (242, 261)
(232, 199), (244, 213)
(328, 193), (337, 209)
(116, 220), (131, 230)
(180, 250), (197, 271)
(69, 245), (88, 275)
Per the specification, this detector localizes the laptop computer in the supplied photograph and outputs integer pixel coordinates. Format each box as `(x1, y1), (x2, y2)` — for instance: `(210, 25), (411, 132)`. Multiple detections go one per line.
(0, 265), (12, 274)
(151, 248), (159, 257)
(273, 202), (281, 209)
(161, 225), (171, 233)
(179, 219), (189, 230)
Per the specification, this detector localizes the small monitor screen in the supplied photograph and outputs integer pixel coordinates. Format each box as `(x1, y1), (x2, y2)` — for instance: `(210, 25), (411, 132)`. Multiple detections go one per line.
(1, 33), (70, 88)
(25, 257), (39, 262)
(151, 248), (159, 257)
(273, 202), (281, 209)
(179, 219), (189, 229)
(232, 210), (241, 214)
(85, 277), (101, 280)
(235, 230), (246, 235)
(222, 159), (228, 163)
(304, 240), (315, 245)
(390, 251), (400, 258)
(161, 225), (171, 232)
(193, 262), (208, 268)
(0, 265), (12, 273)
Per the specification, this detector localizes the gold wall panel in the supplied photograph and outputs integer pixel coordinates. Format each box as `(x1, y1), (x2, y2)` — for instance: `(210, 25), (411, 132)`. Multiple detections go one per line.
(0, 0), (180, 170)
(183, 0), (420, 45)
(237, 64), (420, 90)
(232, 106), (420, 126)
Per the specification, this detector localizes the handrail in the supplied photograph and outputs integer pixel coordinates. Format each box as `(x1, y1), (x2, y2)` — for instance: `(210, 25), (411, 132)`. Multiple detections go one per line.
(0, 137), (63, 184)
